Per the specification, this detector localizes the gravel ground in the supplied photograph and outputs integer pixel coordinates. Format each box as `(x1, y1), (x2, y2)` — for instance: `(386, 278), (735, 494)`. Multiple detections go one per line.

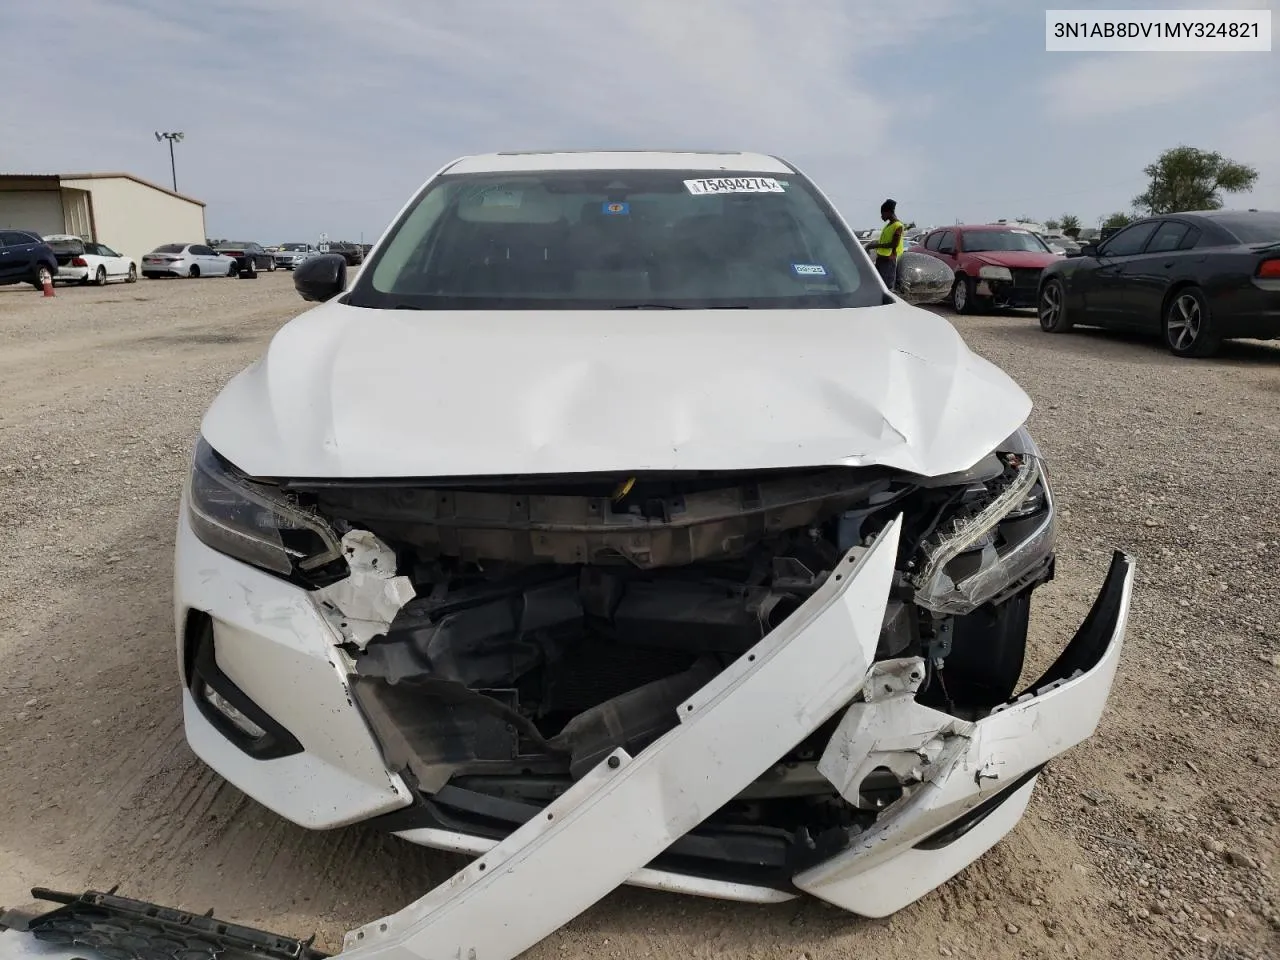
(0, 274), (1277, 960)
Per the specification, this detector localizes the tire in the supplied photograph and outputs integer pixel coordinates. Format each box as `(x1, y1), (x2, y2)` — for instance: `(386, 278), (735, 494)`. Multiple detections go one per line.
(951, 275), (977, 314)
(95, 266), (108, 287)
(126, 264), (137, 283)
(32, 265), (52, 291)
(267, 257), (277, 272)
(1038, 277), (1073, 332)
(188, 265), (201, 278)
(1163, 286), (1221, 358)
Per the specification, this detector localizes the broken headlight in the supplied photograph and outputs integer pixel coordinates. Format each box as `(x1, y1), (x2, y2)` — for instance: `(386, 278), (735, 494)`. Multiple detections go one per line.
(186, 437), (343, 578)
(912, 427), (1055, 615)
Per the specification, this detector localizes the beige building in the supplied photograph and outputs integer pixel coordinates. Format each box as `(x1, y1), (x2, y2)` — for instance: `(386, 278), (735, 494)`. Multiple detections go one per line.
(0, 172), (206, 265)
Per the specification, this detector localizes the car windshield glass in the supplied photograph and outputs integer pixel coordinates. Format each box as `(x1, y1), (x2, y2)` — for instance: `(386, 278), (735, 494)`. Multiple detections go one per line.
(346, 169), (880, 309)
(281, 243), (308, 251)
(1214, 212), (1280, 244)
(153, 244), (185, 254)
(962, 230), (1050, 253)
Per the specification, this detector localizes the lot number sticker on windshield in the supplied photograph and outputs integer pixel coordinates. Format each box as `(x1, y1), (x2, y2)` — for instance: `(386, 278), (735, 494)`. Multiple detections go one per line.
(792, 263), (827, 276)
(684, 177), (786, 195)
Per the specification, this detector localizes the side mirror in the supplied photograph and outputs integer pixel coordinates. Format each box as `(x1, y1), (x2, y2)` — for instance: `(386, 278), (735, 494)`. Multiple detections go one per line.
(294, 253), (347, 302)
(1079, 243), (1099, 257)
(895, 250), (954, 305)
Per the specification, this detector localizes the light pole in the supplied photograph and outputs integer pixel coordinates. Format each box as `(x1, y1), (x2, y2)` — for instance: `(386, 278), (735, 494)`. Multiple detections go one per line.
(154, 131), (184, 191)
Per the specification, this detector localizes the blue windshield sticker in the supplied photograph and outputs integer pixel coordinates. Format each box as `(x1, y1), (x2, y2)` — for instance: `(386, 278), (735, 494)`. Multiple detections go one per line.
(792, 263), (827, 276)
(602, 201), (630, 215)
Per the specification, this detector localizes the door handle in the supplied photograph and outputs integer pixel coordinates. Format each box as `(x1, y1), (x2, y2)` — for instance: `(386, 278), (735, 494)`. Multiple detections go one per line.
(1163, 262), (1174, 268)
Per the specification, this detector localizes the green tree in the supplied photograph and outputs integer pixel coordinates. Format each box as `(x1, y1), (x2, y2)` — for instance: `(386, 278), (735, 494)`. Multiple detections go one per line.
(1044, 219), (1061, 231)
(1059, 213), (1081, 238)
(1133, 145), (1258, 215)
(1102, 211), (1133, 229)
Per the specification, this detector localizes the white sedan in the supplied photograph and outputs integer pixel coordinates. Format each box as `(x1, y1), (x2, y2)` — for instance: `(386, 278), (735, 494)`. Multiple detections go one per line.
(140, 242), (237, 279)
(165, 150), (1132, 960)
(44, 235), (138, 285)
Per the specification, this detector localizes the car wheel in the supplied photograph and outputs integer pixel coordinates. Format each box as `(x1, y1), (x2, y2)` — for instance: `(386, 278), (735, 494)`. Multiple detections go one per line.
(1164, 286), (1221, 358)
(126, 264), (137, 283)
(95, 266), (108, 286)
(1038, 277), (1073, 332)
(32, 265), (53, 291)
(950, 275), (976, 314)
(267, 258), (277, 272)
(189, 265), (201, 278)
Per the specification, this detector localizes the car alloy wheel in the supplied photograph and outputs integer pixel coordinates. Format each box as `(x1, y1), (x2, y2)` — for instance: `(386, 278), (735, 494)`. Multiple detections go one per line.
(951, 276), (968, 313)
(1038, 279), (1072, 332)
(127, 264), (137, 283)
(1164, 287), (1220, 358)
(96, 266), (108, 286)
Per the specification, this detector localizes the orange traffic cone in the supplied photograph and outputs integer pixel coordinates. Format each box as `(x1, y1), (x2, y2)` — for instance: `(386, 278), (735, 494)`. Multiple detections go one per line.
(41, 268), (55, 298)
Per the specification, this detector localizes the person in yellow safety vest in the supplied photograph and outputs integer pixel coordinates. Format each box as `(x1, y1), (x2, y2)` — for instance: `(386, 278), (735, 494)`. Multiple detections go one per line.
(872, 198), (905, 290)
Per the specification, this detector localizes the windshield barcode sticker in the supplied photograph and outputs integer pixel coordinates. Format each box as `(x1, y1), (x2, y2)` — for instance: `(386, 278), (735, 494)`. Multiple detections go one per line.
(684, 177), (786, 195)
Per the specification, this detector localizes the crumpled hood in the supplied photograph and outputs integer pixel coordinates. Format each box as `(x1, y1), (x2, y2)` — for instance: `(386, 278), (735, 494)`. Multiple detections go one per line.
(969, 251), (1060, 269)
(200, 300), (1032, 480)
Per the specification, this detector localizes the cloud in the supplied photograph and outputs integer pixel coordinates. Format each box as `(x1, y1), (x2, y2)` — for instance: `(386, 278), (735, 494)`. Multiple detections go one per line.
(1, 0), (1272, 238)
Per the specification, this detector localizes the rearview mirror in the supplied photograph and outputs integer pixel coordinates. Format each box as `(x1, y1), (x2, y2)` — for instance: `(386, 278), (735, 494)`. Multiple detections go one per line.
(294, 254), (347, 302)
(1079, 243), (1099, 257)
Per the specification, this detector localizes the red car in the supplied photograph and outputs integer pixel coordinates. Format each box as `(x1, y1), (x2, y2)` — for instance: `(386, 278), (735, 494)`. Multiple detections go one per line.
(909, 225), (1061, 314)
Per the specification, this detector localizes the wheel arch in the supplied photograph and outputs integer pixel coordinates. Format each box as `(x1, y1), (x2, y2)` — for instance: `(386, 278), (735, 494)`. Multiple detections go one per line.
(1159, 279), (1200, 321)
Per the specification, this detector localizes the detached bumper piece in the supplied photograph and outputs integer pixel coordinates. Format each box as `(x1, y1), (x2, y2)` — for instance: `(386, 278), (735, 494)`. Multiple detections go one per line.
(15, 888), (326, 960)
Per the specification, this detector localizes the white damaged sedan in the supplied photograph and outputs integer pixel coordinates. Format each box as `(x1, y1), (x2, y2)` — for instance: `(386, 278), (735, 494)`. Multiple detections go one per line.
(168, 151), (1132, 959)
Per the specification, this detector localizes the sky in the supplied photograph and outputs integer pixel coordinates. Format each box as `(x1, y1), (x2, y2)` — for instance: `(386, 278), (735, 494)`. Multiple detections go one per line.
(2, 0), (1276, 241)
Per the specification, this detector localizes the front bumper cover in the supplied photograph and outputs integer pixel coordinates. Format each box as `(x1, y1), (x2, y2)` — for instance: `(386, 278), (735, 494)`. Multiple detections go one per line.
(52, 519), (1130, 960)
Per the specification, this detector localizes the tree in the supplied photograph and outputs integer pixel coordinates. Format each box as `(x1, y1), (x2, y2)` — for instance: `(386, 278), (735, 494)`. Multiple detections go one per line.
(1059, 213), (1081, 238)
(1133, 145), (1258, 215)
(1102, 212), (1133, 229)
(1045, 219), (1061, 231)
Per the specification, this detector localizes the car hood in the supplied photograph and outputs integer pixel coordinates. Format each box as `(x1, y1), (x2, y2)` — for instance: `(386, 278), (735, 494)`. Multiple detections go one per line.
(968, 251), (1060, 269)
(200, 300), (1033, 480)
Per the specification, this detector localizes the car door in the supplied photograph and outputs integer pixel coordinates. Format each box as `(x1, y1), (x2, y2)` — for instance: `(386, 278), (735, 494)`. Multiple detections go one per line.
(187, 244), (215, 275)
(932, 230), (959, 271)
(94, 243), (128, 278)
(1085, 220), (1160, 325)
(0, 230), (38, 279)
(1115, 220), (1200, 327)
(0, 234), (13, 282)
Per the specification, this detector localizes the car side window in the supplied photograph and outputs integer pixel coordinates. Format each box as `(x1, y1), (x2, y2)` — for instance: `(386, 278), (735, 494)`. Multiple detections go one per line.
(191, 245), (213, 256)
(1098, 221), (1159, 257)
(100, 245), (119, 257)
(1178, 228), (1202, 250)
(924, 232), (940, 251)
(936, 230), (956, 253)
(1145, 222), (1190, 254)
(1, 231), (29, 245)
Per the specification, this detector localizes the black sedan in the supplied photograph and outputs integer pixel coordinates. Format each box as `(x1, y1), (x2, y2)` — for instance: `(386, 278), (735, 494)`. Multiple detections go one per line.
(1037, 210), (1280, 358)
(212, 241), (276, 274)
(324, 241), (364, 266)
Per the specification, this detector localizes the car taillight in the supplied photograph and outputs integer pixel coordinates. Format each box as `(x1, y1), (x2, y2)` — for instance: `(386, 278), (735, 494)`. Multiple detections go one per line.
(1258, 258), (1280, 278)
(71, 257), (87, 267)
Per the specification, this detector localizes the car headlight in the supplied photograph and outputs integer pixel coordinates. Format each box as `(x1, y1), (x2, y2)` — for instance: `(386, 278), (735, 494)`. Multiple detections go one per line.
(186, 437), (344, 578)
(978, 265), (1012, 281)
(911, 426), (1055, 615)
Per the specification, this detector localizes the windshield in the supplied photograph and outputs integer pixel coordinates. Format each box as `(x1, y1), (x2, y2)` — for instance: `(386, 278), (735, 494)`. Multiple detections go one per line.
(346, 169), (879, 310)
(1214, 212), (1280, 244)
(281, 243), (309, 251)
(962, 230), (1051, 253)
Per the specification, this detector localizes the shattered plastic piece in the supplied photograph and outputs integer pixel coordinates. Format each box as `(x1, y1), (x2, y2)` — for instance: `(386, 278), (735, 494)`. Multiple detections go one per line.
(9, 888), (326, 960)
(316, 530), (416, 648)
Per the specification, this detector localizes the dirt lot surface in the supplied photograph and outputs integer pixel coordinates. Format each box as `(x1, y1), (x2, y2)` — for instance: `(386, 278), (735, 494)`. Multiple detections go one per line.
(1, 274), (1278, 960)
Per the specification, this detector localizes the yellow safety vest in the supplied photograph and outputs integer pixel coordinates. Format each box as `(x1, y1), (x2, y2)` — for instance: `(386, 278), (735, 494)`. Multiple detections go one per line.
(875, 219), (904, 258)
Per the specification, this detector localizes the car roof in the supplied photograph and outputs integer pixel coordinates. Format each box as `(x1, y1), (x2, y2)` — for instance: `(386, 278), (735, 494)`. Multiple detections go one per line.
(444, 150), (793, 175)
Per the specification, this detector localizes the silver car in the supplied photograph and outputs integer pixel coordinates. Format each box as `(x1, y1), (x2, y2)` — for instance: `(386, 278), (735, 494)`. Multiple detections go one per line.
(141, 243), (236, 279)
(273, 242), (317, 270)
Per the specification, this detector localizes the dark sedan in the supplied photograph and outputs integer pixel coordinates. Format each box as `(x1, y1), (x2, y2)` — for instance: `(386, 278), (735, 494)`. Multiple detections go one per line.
(0, 229), (58, 290)
(212, 241), (276, 274)
(1037, 210), (1280, 358)
(324, 240), (364, 266)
